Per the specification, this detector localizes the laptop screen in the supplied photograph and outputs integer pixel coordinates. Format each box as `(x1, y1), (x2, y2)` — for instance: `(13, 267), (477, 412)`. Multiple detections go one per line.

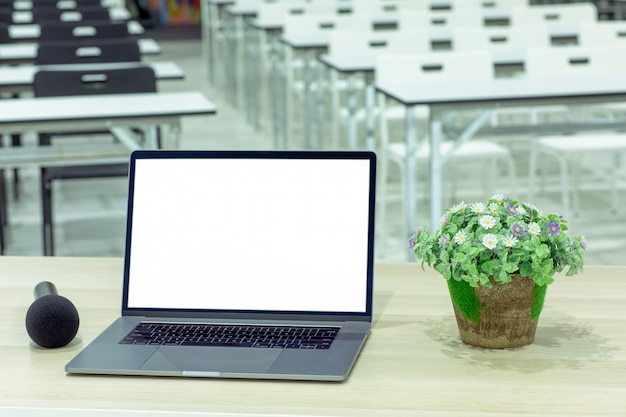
(122, 151), (375, 317)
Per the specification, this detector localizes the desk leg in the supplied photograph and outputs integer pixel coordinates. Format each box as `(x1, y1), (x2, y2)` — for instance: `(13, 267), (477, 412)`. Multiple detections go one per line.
(346, 73), (357, 150)
(268, 32), (280, 149)
(282, 43), (292, 149)
(204, 0), (215, 85)
(315, 61), (327, 149)
(302, 49), (313, 149)
(364, 79), (375, 152)
(429, 118), (443, 235)
(404, 105), (418, 261)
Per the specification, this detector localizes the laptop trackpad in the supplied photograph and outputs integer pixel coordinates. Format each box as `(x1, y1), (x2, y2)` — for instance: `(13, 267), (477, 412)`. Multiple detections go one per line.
(141, 346), (281, 374)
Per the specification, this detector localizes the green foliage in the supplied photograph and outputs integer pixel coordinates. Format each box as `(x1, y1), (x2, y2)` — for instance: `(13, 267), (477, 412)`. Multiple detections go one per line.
(410, 195), (586, 287)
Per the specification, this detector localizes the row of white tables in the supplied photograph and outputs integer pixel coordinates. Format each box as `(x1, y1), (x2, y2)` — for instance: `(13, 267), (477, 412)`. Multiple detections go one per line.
(375, 74), (626, 259)
(243, 11), (579, 149)
(0, 8), (217, 254)
(206, 2), (626, 261)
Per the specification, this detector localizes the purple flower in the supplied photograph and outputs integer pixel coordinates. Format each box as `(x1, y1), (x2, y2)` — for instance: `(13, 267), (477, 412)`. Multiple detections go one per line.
(547, 221), (561, 236)
(510, 222), (525, 237)
(408, 228), (422, 249)
(438, 234), (450, 248)
(506, 203), (519, 216)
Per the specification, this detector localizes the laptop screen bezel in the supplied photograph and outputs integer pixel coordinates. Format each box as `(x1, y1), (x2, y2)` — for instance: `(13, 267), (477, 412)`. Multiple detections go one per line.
(120, 150), (376, 322)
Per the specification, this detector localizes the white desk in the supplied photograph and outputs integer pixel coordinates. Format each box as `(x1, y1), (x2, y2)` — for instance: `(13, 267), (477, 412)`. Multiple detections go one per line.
(273, 21), (577, 150)
(318, 47), (526, 151)
(8, 20), (145, 40)
(0, 38), (161, 63)
(0, 91), (216, 254)
(1, 257), (626, 416)
(375, 75), (626, 260)
(0, 61), (185, 93)
(0, 91), (216, 136)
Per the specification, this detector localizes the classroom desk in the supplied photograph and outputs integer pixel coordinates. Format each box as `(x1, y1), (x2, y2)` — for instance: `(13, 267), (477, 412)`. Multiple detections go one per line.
(0, 61), (185, 93)
(273, 23), (576, 150)
(8, 20), (145, 40)
(0, 91), (216, 254)
(0, 38), (161, 63)
(0, 91), (216, 147)
(375, 75), (626, 260)
(0, 257), (625, 416)
(318, 47), (526, 151)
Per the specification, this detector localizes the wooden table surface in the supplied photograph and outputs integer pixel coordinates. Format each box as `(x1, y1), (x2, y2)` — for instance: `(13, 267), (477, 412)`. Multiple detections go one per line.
(1, 256), (624, 416)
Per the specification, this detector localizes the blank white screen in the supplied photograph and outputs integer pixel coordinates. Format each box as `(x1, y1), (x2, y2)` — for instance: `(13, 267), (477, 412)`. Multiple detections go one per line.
(126, 157), (371, 313)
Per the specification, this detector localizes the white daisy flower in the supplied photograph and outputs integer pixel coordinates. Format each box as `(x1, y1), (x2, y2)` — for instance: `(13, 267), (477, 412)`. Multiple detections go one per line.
(454, 230), (468, 245)
(471, 202), (486, 213)
(503, 235), (518, 248)
(479, 215), (497, 229)
(482, 234), (498, 249)
(450, 201), (467, 213)
(491, 193), (504, 202)
(488, 203), (499, 214)
(528, 222), (541, 236)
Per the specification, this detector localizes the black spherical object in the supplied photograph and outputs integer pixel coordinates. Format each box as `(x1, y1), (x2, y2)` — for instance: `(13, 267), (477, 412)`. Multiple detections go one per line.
(25, 294), (79, 348)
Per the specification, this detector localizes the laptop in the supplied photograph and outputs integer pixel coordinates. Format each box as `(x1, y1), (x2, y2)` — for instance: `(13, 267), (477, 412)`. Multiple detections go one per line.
(66, 150), (376, 381)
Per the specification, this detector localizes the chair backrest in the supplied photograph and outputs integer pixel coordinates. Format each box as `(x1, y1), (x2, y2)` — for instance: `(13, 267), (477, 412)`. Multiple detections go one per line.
(40, 21), (129, 41)
(525, 45), (626, 78)
(36, 38), (141, 65)
(375, 50), (493, 85)
(578, 21), (626, 46)
(328, 29), (431, 56)
(33, 65), (157, 98)
(0, 23), (9, 43)
(510, 3), (597, 26)
(32, 7), (110, 23)
(453, 24), (550, 50)
(283, 12), (373, 36)
(0, 7), (14, 23)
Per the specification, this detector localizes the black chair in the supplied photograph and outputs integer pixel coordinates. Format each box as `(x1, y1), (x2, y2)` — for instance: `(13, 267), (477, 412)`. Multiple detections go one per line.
(0, 8), (14, 24)
(0, 22), (9, 43)
(34, 66), (157, 256)
(36, 38), (140, 65)
(39, 20), (130, 42)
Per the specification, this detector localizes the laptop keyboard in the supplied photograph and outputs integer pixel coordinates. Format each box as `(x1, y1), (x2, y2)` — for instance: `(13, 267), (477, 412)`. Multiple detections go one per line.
(120, 323), (340, 350)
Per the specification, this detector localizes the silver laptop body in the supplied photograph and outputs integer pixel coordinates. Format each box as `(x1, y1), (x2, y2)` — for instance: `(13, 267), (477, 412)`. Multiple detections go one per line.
(66, 150), (376, 381)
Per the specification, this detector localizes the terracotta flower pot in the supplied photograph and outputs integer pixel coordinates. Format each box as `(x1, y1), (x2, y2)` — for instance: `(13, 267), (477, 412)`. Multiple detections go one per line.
(448, 274), (548, 349)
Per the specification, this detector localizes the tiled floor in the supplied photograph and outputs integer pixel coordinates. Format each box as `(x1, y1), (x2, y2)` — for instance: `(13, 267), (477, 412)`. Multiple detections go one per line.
(2, 35), (626, 266)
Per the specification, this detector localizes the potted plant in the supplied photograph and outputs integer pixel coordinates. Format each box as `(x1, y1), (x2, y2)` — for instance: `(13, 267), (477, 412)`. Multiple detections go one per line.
(409, 194), (587, 349)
